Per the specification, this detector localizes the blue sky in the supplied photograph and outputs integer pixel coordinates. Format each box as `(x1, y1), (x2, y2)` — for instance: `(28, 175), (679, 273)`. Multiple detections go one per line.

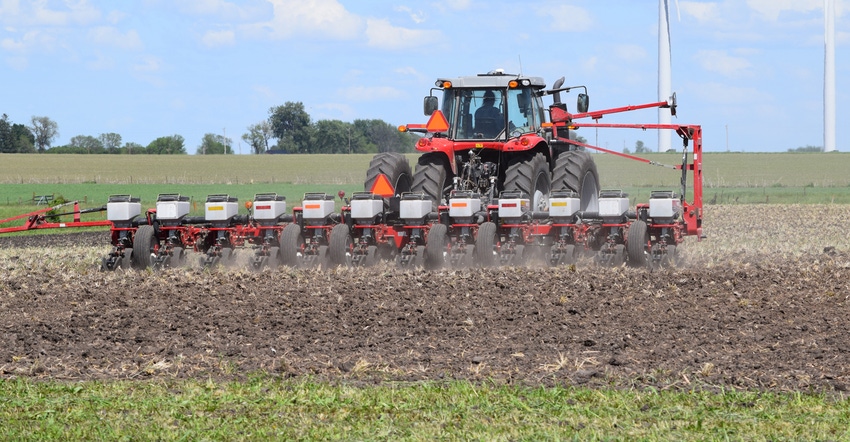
(1, 0), (847, 153)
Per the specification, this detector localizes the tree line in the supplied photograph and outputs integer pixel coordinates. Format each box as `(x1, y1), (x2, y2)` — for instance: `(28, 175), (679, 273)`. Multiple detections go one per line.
(0, 103), (417, 155)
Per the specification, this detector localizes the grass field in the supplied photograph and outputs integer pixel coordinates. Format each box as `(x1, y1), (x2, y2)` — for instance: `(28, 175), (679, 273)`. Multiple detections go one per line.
(2, 152), (850, 208)
(2, 377), (848, 440)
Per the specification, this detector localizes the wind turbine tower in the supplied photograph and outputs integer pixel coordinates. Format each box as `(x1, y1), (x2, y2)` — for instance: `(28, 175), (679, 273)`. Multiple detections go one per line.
(658, 0), (677, 152)
(825, 0), (836, 152)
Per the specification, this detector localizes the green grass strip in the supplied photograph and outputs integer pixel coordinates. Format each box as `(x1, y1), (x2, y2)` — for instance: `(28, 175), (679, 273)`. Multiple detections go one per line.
(1, 377), (848, 441)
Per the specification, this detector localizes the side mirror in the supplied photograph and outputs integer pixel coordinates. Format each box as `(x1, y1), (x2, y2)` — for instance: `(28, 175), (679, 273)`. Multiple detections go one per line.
(424, 96), (439, 116)
(577, 93), (589, 113)
(517, 91), (529, 114)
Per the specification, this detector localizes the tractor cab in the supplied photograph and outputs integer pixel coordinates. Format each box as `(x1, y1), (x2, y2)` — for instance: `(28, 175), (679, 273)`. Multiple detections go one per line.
(424, 70), (548, 141)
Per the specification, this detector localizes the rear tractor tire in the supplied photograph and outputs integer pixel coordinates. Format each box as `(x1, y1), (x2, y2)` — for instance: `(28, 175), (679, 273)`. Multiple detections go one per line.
(552, 150), (600, 212)
(365, 152), (412, 196)
(412, 153), (453, 210)
(504, 152), (551, 211)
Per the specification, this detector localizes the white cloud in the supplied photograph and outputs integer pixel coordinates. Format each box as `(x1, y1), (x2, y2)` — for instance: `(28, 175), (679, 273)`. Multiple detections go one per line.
(26, 0), (100, 26)
(537, 4), (593, 33)
(696, 49), (753, 77)
(678, 1), (721, 23)
(202, 29), (235, 47)
(364, 18), (441, 50)
(431, 0), (472, 12)
(746, 0), (821, 21)
(88, 26), (142, 50)
(174, 0), (268, 21)
(133, 55), (163, 73)
(245, 0), (363, 40)
(394, 6), (427, 24)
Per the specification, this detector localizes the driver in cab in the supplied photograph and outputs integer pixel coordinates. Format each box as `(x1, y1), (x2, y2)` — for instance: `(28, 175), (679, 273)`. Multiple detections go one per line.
(474, 90), (504, 138)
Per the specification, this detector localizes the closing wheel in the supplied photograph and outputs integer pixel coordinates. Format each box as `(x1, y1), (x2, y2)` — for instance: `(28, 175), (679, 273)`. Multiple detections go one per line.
(266, 246), (281, 268)
(553, 244), (577, 266)
(132, 225), (157, 270)
(365, 152), (412, 195)
(328, 224), (353, 267)
(612, 244), (627, 266)
(663, 245), (678, 267)
(279, 224), (304, 267)
(412, 152), (453, 210)
(169, 246), (186, 268)
(423, 223), (448, 270)
(552, 150), (600, 212)
(504, 152), (551, 211)
(119, 247), (133, 269)
(627, 220), (649, 267)
(219, 247), (234, 267)
(475, 221), (499, 267)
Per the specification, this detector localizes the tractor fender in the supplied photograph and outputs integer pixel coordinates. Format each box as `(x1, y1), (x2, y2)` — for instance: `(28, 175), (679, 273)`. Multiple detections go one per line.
(415, 137), (458, 174)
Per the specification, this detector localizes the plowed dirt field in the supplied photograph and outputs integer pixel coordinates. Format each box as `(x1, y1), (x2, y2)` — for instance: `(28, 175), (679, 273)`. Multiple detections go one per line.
(2, 205), (849, 392)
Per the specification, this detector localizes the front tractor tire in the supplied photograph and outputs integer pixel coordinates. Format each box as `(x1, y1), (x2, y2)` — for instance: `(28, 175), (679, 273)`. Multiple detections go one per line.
(552, 150), (600, 212)
(504, 152), (551, 211)
(412, 153), (453, 210)
(365, 152), (412, 195)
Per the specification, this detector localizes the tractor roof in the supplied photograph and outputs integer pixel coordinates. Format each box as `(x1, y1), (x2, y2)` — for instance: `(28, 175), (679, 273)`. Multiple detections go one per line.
(436, 69), (546, 89)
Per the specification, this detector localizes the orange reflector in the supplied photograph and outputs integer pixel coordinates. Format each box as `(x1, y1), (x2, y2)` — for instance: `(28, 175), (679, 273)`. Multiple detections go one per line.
(425, 110), (449, 133)
(451, 202), (467, 208)
(398, 125), (408, 133)
(369, 173), (395, 198)
(509, 80), (518, 88)
(304, 204), (321, 209)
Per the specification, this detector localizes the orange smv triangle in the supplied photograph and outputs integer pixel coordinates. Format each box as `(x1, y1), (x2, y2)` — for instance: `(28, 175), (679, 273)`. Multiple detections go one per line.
(425, 110), (450, 133)
(370, 173), (395, 198)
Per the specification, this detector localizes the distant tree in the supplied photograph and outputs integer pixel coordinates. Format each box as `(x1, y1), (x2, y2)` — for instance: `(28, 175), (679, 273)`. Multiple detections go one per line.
(99, 133), (122, 154)
(352, 119), (415, 153)
(634, 140), (649, 154)
(623, 146), (631, 154)
(29, 116), (59, 152)
(122, 142), (145, 154)
(575, 134), (588, 144)
(11, 123), (35, 152)
(71, 135), (104, 153)
(788, 145), (823, 153)
(312, 120), (354, 154)
(147, 135), (186, 154)
(0, 114), (13, 153)
(242, 120), (273, 154)
(269, 102), (312, 153)
(197, 133), (233, 155)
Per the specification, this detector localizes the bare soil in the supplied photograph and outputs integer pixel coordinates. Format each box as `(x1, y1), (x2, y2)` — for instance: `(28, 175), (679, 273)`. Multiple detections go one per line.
(2, 228), (850, 392)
